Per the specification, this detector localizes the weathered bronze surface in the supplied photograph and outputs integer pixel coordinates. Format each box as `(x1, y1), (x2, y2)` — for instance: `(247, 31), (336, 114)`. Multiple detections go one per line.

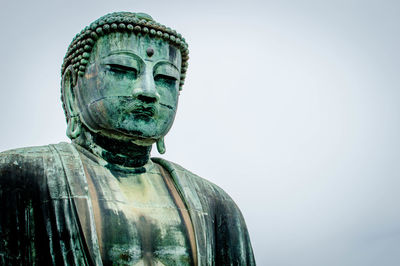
(0, 12), (255, 265)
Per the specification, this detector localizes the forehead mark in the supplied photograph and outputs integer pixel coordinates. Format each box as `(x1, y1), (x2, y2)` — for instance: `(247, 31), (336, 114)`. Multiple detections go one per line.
(146, 47), (155, 57)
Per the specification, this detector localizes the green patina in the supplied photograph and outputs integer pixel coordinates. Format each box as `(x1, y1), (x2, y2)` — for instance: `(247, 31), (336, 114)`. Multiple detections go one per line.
(0, 12), (255, 265)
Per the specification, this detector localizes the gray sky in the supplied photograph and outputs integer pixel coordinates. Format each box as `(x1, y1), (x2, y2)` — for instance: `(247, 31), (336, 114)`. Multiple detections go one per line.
(1, 0), (400, 265)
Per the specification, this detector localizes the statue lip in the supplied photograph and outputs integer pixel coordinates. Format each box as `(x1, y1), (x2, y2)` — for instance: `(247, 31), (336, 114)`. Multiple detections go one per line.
(127, 103), (157, 118)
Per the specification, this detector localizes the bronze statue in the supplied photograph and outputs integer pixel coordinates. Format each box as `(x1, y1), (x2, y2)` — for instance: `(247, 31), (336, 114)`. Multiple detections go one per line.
(0, 12), (255, 265)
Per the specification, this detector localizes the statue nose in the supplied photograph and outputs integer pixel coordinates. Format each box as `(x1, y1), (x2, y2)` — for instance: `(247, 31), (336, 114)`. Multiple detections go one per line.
(132, 87), (160, 103)
(132, 71), (160, 103)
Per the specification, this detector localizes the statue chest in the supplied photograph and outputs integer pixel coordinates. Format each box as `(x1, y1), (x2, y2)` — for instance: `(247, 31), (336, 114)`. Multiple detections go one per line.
(84, 160), (193, 265)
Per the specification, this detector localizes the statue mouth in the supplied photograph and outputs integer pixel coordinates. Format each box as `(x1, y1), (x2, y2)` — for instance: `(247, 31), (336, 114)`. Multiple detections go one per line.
(88, 96), (162, 121)
(127, 103), (157, 118)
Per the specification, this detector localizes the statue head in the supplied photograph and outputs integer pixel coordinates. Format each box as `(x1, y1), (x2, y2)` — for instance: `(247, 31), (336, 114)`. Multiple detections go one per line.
(61, 12), (189, 151)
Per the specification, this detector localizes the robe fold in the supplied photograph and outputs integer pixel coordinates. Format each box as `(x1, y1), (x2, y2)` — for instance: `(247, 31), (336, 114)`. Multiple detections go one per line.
(0, 142), (255, 265)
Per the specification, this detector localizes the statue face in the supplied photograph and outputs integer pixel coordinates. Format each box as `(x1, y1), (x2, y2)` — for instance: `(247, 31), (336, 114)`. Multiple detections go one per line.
(74, 32), (181, 144)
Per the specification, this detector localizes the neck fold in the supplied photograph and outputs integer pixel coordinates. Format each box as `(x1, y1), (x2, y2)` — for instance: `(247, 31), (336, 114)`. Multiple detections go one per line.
(73, 127), (152, 168)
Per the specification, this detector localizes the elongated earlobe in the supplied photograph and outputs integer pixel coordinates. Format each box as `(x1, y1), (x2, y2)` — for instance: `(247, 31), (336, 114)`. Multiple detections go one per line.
(62, 65), (81, 139)
(67, 116), (81, 139)
(156, 137), (166, 154)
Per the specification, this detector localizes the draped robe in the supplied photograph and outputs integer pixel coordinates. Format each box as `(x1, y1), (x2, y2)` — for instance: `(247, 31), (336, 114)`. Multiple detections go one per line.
(0, 142), (255, 265)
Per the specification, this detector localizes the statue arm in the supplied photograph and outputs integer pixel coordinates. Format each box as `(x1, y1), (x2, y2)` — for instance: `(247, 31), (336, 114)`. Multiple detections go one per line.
(213, 189), (256, 265)
(0, 148), (51, 265)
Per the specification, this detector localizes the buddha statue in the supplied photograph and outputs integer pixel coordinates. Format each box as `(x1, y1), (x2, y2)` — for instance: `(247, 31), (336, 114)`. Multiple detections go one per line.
(0, 12), (255, 265)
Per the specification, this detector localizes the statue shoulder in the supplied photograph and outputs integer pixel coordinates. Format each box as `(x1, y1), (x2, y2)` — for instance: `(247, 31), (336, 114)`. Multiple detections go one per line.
(1, 144), (51, 169)
(153, 158), (255, 265)
(0, 142), (72, 187)
(0, 142), (74, 159)
(152, 157), (237, 206)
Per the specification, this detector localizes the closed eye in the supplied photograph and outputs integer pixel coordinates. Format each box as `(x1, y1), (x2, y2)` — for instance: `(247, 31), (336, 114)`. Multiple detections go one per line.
(107, 64), (137, 78)
(154, 74), (177, 87)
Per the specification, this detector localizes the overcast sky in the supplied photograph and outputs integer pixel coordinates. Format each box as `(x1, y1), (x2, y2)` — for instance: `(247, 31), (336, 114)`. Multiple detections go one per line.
(1, 0), (400, 265)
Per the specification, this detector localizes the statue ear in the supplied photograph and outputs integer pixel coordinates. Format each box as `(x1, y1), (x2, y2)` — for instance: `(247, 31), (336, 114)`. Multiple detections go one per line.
(62, 65), (78, 117)
(62, 66), (81, 139)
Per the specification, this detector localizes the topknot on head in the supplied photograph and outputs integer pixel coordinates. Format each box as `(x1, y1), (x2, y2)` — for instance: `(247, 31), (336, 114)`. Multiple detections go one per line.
(61, 12), (189, 89)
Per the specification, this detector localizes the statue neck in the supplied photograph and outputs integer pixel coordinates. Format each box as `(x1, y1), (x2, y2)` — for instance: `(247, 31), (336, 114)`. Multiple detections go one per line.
(73, 127), (152, 168)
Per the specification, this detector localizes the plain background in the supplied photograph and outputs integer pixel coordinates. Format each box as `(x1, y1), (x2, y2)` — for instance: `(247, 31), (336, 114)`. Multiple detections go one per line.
(1, 0), (400, 265)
